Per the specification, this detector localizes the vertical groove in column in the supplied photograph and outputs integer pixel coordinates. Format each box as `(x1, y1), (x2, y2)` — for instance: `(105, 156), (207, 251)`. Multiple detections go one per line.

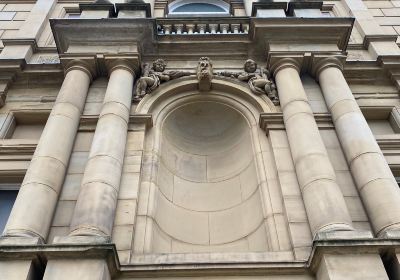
(274, 64), (353, 236)
(319, 65), (400, 236)
(69, 66), (134, 239)
(2, 67), (91, 242)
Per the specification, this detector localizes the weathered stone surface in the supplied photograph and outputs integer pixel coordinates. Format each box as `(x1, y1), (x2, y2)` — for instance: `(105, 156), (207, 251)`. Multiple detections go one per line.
(0, 1), (399, 278)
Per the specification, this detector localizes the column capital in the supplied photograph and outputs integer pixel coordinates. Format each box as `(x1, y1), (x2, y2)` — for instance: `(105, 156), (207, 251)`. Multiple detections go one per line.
(60, 56), (97, 82)
(269, 56), (303, 78)
(311, 55), (346, 79)
(104, 55), (140, 77)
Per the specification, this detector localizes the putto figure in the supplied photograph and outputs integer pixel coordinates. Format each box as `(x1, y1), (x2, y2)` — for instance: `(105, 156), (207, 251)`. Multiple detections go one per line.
(218, 59), (279, 105)
(133, 59), (192, 101)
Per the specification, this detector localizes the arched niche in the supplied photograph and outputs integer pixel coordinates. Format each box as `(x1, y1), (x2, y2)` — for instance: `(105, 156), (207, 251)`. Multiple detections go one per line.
(134, 77), (280, 254)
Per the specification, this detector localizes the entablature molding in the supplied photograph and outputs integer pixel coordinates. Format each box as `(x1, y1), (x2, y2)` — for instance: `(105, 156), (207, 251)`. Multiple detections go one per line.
(50, 17), (354, 58)
(59, 54), (142, 81)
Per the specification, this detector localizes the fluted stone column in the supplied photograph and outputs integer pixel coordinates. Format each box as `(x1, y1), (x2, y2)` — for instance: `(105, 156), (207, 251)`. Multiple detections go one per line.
(1, 61), (92, 243)
(271, 58), (353, 237)
(316, 58), (400, 237)
(68, 59), (135, 240)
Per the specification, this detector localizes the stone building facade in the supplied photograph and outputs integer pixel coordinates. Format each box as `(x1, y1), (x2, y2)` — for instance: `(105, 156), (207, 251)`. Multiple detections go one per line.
(1, 0), (400, 279)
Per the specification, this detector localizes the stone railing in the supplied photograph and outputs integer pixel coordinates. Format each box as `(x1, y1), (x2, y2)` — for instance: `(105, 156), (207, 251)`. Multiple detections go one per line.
(156, 18), (250, 35)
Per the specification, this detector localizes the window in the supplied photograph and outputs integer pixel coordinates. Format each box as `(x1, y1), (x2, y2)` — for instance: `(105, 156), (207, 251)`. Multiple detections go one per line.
(169, 0), (230, 17)
(1, 111), (47, 140)
(0, 185), (19, 233)
(65, 13), (80, 19)
(365, 107), (400, 136)
(63, 7), (81, 19)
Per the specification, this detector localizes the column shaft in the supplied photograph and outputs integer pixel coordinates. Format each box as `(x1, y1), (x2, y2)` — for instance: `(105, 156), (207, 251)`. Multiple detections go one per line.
(274, 62), (353, 236)
(3, 66), (91, 241)
(318, 65), (400, 236)
(69, 65), (134, 238)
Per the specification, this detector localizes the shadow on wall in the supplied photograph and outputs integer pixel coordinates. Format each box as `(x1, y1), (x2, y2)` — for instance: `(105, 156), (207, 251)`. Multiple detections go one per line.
(151, 101), (268, 253)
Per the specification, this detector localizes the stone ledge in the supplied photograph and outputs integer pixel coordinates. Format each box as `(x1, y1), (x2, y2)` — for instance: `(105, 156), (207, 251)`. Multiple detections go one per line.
(309, 238), (400, 272)
(380, 230), (400, 239)
(1, 241), (400, 277)
(315, 230), (373, 241)
(0, 236), (42, 246)
(53, 235), (111, 245)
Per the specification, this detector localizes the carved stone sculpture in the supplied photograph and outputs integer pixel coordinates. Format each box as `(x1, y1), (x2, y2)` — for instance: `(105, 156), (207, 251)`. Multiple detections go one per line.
(197, 57), (213, 91)
(217, 59), (279, 105)
(133, 59), (191, 101)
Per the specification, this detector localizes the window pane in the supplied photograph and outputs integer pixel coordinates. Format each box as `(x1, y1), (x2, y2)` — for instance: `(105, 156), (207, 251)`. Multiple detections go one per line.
(0, 190), (18, 233)
(173, 3), (225, 13)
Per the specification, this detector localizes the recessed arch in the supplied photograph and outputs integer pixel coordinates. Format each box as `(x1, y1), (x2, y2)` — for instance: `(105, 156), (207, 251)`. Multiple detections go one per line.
(133, 77), (281, 254)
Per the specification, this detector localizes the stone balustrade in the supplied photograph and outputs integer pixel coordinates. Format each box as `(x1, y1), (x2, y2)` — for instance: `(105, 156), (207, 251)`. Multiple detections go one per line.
(157, 19), (250, 35)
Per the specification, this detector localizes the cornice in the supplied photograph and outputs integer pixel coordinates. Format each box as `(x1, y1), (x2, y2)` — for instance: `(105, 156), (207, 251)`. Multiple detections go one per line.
(50, 18), (154, 56)
(250, 17), (354, 53)
(0, 59), (26, 108)
(1, 39), (38, 53)
(363, 34), (398, 49)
